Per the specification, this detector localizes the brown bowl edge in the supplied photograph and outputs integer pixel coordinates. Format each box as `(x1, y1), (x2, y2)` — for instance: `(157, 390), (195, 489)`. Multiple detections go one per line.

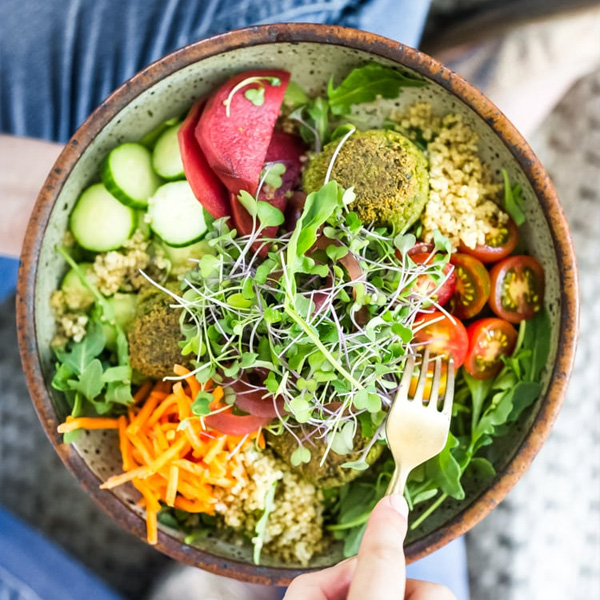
(16, 23), (579, 585)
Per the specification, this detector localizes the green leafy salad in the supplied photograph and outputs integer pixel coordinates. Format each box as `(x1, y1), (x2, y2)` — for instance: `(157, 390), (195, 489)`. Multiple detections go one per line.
(50, 62), (549, 564)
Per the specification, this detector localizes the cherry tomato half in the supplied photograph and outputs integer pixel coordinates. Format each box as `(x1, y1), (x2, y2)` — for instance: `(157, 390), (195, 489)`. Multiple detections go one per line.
(413, 311), (469, 368)
(459, 214), (519, 264)
(465, 318), (518, 380)
(410, 252), (456, 307)
(489, 255), (545, 323)
(449, 254), (491, 320)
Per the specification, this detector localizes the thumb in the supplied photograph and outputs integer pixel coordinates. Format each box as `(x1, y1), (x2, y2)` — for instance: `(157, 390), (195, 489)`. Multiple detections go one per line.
(347, 493), (409, 600)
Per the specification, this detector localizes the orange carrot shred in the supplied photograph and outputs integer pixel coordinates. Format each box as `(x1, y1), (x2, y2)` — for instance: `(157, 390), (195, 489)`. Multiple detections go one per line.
(165, 465), (179, 507)
(133, 381), (153, 404)
(58, 372), (260, 545)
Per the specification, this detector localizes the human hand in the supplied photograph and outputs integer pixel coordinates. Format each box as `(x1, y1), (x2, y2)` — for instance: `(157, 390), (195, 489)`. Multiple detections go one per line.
(284, 494), (456, 600)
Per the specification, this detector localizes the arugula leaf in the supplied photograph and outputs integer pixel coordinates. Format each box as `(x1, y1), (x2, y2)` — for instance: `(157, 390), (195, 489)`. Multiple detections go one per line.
(464, 373), (494, 430)
(521, 309), (551, 381)
(54, 319), (105, 376)
(252, 480), (278, 564)
(286, 181), (341, 278)
(306, 97), (330, 145)
(67, 358), (104, 401)
(283, 81), (310, 109)
(423, 432), (465, 500)
(327, 63), (425, 115)
(502, 169), (526, 226)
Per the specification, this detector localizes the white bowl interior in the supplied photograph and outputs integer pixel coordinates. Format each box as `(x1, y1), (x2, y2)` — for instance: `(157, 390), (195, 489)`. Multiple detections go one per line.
(34, 41), (560, 567)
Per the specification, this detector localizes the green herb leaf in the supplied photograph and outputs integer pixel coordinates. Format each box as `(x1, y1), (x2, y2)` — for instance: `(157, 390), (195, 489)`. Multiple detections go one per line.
(290, 445), (311, 466)
(252, 480), (278, 565)
(226, 293), (253, 309)
(244, 86), (265, 107)
(257, 201), (285, 228)
(502, 169), (526, 226)
(262, 163), (287, 189)
(237, 190), (258, 218)
(67, 358), (104, 401)
(327, 63), (425, 115)
(192, 391), (213, 416)
(283, 81), (309, 108)
(326, 243), (349, 261)
(423, 432), (465, 500)
(54, 319), (106, 376)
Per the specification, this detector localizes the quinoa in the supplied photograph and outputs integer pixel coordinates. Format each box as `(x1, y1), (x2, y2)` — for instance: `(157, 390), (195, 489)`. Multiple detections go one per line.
(92, 230), (168, 296)
(214, 447), (325, 566)
(390, 102), (506, 249)
(50, 290), (89, 346)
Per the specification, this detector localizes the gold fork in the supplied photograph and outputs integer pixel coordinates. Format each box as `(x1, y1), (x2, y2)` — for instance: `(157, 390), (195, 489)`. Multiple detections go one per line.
(385, 349), (455, 496)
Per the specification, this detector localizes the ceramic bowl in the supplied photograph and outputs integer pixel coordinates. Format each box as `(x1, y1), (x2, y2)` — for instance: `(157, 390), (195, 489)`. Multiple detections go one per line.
(17, 23), (578, 585)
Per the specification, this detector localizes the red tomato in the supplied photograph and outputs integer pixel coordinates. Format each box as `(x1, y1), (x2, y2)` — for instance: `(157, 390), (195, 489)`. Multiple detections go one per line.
(449, 254), (491, 320)
(465, 318), (518, 379)
(489, 255), (545, 323)
(459, 215), (519, 264)
(410, 252), (456, 307)
(413, 311), (469, 368)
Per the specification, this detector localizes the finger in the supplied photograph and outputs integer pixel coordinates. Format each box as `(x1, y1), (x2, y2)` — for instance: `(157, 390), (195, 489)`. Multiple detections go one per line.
(347, 493), (409, 600)
(283, 557), (357, 600)
(406, 579), (457, 600)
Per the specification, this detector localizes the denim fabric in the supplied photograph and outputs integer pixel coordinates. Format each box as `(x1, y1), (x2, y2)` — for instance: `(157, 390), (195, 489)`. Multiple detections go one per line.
(0, 0), (429, 143)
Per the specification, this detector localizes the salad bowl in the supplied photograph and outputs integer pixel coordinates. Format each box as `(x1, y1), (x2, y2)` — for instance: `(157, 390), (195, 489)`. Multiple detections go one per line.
(16, 23), (578, 585)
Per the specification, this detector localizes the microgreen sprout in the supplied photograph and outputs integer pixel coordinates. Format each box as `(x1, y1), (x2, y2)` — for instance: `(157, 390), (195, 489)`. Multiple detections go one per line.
(223, 76), (281, 117)
(142, 180), (452, 464)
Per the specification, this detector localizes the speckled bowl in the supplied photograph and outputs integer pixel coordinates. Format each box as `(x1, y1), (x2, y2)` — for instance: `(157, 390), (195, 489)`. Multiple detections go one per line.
(17, 24), (578, 585)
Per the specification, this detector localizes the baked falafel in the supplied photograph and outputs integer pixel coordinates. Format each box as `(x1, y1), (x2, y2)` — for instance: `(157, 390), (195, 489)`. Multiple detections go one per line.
(303, 129), (428, 232)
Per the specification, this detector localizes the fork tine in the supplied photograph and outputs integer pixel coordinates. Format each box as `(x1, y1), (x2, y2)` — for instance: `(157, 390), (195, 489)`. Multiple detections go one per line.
(412, 347), (431, 404)
(395, 354), (416, 403)
(442, 357), (455, 415)
(428, 355), (443, 410)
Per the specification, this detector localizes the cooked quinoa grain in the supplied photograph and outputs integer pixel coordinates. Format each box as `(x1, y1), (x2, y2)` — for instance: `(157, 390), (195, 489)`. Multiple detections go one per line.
(391, 103), (506, 249)
(215, 448), (325, 566)
(92, 230), (167, 295)
(50, 290), (89, 346)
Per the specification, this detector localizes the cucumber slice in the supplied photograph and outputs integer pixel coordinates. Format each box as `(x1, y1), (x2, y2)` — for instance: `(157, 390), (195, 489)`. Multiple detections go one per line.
(152, 123), (184, 180)
(70, 184), (135, 252)
(147, 181), (207, 247)
(61, 262), (96, 309)
(102, 142), (162, 209)
(140, 117), (180, 148)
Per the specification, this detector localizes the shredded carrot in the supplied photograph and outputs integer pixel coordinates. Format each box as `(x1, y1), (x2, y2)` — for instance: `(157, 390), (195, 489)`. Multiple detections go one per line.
(57, 417), (119, 434)
(165, 465), (179, 507)
(58, 370), (261, 544)
(133, 381), (154, 404)
(173, 364), (201, 399)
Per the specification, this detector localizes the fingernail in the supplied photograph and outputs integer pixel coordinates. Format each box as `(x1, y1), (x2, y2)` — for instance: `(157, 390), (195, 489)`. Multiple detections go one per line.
(389, 493), (409, 519)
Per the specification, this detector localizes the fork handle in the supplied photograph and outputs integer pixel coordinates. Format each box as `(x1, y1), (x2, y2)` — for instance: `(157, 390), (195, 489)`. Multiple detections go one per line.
(386, 465), (410, 496)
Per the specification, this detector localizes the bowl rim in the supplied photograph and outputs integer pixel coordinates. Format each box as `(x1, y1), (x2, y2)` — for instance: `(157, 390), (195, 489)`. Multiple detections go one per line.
(16, 22), (579, 586)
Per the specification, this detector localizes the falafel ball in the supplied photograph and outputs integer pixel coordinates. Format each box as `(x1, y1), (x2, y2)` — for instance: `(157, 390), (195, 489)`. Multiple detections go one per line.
(303, 129), (429, 232)
(127, 284), (187, 380)
(267, 426), (384, 488)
